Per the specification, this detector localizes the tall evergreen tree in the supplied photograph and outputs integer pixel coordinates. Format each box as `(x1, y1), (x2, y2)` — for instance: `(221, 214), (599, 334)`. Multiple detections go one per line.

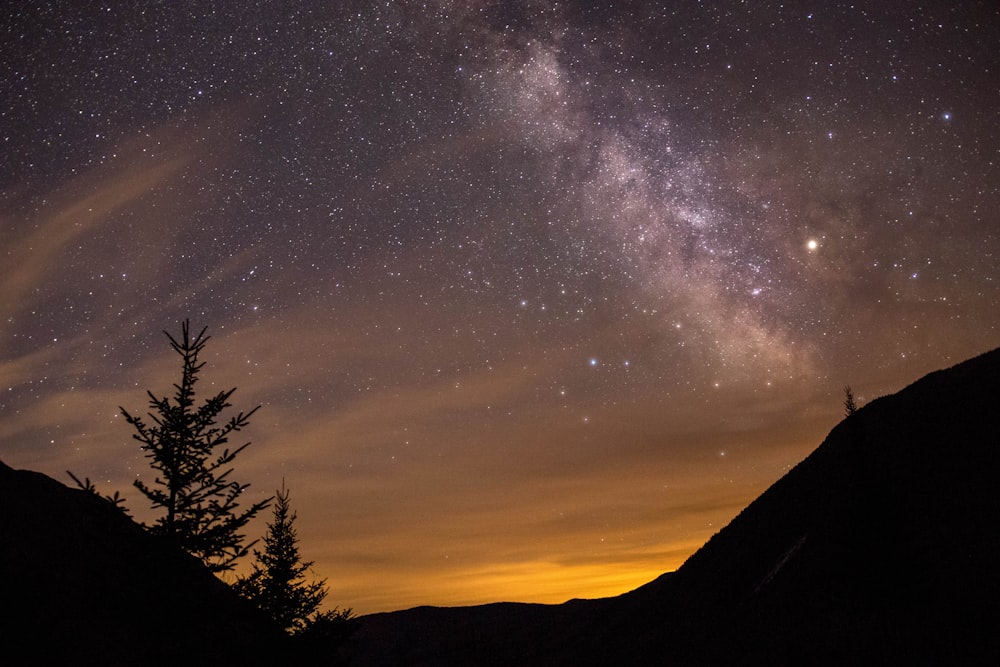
(121, 320), (271, 572)
(234, 483), (338, 634)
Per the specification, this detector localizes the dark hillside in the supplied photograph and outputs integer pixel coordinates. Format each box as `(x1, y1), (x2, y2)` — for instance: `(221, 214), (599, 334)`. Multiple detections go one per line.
(598, 346), (1000, 664)
(4, 347), (996, 665)
(0, 462), (286, 666)
(349, 347), (1000, 665)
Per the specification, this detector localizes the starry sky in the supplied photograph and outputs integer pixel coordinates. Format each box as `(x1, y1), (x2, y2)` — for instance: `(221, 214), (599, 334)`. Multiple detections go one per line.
(2, 2), (998, 614)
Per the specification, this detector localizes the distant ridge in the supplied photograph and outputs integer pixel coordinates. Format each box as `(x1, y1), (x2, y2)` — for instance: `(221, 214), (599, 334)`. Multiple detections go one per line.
(348, 347), (1000, 665)
(0, 461), (285, 665)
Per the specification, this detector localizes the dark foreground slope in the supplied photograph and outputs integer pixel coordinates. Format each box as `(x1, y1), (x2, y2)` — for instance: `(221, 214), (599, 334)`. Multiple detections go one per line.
(0, 462), (286, 666)
(348, 347), (1000, 665)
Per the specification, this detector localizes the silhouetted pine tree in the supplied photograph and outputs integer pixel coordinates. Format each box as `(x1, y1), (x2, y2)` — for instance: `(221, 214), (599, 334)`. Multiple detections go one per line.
(844, 385), (858, 417)
(234, 483), (350, 635)
(121, 320), (271, 572)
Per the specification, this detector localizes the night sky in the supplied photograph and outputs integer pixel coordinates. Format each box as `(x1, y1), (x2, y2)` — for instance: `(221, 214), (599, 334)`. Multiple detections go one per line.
(3, 2), (998, 614)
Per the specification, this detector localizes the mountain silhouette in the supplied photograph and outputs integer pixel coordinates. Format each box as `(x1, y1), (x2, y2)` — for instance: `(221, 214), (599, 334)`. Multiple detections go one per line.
(347, 347), (1000, 665)
(3, 348), (997, 664)
(0, 461), (286, 666)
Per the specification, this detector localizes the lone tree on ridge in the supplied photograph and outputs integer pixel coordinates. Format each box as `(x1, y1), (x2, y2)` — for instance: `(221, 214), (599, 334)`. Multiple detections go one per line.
(843, 385), (859, 417)
(121, 319), (271, 572)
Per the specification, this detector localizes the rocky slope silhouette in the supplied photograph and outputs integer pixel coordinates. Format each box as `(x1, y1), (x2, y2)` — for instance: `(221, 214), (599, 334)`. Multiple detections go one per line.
(0, 461), (286, 666)
(347, 347), (1000, 665)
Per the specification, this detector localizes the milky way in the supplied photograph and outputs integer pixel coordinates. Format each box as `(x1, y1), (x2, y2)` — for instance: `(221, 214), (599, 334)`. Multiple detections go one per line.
(2, 2), (998, 613)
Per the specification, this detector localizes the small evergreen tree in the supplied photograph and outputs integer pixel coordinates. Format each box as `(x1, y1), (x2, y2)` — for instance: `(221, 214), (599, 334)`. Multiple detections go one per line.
(121, 320), (271, 572)
(844, 385), (858, 417)
(234, 483), (347, 635)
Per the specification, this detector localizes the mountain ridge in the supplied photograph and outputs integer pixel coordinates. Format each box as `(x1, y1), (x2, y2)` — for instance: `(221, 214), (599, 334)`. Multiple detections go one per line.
(347, 347), (1000, 664)
(3, 347), (997, 664)
(0, 459), (287, 665)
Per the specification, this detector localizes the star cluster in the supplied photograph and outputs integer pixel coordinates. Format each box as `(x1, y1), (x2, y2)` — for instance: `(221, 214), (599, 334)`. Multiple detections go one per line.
(2, 2), (998, 613)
